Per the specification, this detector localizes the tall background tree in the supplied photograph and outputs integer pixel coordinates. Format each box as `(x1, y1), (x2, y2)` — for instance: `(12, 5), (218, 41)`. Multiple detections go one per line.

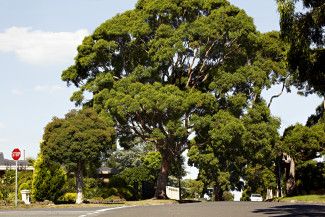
(62, 0), (287, 198)
(277, 0), (324, 197)
(277, 0), (324, 97)
(41, 108), (115, 203)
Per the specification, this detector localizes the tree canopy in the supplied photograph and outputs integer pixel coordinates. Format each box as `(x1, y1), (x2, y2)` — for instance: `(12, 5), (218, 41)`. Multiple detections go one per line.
(282, 123), (325, 163)
(41, 108), (115, 203)
(277, 0), (325, 95)
(62, 0), (287, 199)
(276, 0), (324, 196)
(188, 101), (281, 200)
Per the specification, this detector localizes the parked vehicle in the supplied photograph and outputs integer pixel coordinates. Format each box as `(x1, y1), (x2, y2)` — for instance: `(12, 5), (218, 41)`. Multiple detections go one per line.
(250, 194), (263, 202)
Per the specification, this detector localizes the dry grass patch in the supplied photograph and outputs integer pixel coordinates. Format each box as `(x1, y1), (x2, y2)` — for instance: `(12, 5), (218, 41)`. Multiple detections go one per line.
(125, 199), (177, 206)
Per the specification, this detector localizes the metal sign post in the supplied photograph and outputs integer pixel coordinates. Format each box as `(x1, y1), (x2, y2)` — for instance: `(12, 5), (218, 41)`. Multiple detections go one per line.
(15, 160), (18, 207)
(12, 148), (21, 207)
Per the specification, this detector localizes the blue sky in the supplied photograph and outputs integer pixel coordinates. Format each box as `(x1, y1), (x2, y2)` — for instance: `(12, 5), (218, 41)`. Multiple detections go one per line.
(0, 0), (322, 164)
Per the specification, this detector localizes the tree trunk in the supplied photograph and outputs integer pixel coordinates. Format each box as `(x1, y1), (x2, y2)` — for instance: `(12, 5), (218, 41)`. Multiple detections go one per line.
(283, 154), (296, 196)
(75, 164), (84, 204)
(154, 154), (171, 199)
(276, 155), (282, 197)
(213, 183), (223, 201)
(266, 189), (273, 200)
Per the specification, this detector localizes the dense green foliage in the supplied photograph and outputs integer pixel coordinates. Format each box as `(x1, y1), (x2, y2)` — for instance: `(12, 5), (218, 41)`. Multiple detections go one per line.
(41, 108), (115, 171)
(106, 176), (134, 200)
(181, 179), (204, 199)
(295, 160), (325, 195)
(277, 0), (324, 94)
(274, 0), (325, 197)
(32, 154), (67, 203)
(1, 0), (323, 204)
(280, 105), (325, 195)
(276, 1), (324, 195)
(189, 102), (281, 200)
(41, 108), (115, 203)
(282, 123), (325, 163)
(0, 170), (15, 201)
(0, 170), (34, 203)
(107, 145), (164, 199)
(59, 193), (77, 204)
(61, 0), (287, 199)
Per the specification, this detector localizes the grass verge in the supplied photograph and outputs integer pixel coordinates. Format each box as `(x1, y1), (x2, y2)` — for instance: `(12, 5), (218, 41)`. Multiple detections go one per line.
(280, 195), (325, 203)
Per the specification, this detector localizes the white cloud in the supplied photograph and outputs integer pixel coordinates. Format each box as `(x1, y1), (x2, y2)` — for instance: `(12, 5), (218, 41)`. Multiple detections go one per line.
(0, 122), (5, 129)
(33, 84), (64, 93)
(0, 26), (89, 65)
(0, 138), (7, 143)
(11, 88), (24, 96)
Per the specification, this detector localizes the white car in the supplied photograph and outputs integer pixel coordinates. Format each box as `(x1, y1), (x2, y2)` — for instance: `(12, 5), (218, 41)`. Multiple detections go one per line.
(203, 193), (211, 201)
(250, 194), (263, 202)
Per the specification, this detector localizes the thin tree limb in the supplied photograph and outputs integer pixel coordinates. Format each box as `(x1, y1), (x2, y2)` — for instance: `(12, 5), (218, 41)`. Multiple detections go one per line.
(268, 77), (288, 108)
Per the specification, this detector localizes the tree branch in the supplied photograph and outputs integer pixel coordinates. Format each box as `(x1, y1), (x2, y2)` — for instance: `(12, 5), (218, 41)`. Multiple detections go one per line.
(186, 49), (198, 88)
(268, 77), (288, 108)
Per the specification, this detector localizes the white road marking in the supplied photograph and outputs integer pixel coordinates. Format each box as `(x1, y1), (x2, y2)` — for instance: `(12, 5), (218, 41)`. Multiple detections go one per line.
(78, 206), (134, 217)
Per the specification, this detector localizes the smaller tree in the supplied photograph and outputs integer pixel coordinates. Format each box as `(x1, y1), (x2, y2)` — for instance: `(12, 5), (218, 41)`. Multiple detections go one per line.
(281, 123), (325, 196)
(32, 154), (66, 203)
(41, 108), (115, 204)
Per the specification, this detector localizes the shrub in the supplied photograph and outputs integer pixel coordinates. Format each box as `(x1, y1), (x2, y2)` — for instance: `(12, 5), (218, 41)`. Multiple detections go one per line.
(223, 191), (234, 201)
(32, 154), (67, 203)
(59, 193), (77, 204)
(0, 170), (15, 200)
(18, 171), (33, 190)
(107, 176), (133, 200)
(83, 178), (103, 199)
(107, 187), (118, 197)
(182, 179), (204, 199)
(6, 192), (15, 204)
(19, 183), (30, 191)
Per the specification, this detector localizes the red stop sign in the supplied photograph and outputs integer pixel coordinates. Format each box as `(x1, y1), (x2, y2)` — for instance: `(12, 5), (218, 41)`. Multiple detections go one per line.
(12, 148), (21, 161)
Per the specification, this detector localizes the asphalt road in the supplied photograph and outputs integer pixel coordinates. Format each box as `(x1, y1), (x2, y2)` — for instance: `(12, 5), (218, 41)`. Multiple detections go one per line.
(0, 202), (324, 217)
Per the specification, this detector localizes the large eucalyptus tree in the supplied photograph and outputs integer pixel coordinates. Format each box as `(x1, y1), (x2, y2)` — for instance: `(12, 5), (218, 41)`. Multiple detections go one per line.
(62, 0), (286, 198)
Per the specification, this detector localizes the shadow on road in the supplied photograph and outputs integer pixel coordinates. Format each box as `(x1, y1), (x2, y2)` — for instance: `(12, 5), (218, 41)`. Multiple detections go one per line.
(253, 204), (325, 217)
